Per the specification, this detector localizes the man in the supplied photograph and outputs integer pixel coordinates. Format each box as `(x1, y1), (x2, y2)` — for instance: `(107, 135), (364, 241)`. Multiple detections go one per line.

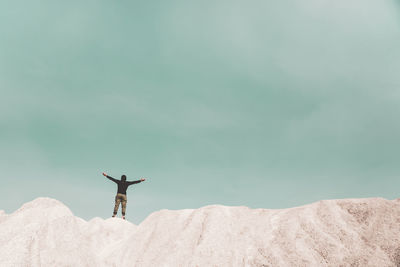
(102, 172), (146, 220)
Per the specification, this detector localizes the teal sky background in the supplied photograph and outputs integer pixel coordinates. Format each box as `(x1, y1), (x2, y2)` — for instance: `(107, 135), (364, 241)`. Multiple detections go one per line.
(1, 0), (400, 223)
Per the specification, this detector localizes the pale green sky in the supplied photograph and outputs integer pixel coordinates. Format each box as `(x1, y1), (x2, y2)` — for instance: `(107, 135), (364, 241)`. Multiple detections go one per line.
(1, 0), (400, 223)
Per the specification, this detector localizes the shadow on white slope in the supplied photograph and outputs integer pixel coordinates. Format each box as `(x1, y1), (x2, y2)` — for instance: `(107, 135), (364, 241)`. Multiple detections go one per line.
(1, 197), (400, 266)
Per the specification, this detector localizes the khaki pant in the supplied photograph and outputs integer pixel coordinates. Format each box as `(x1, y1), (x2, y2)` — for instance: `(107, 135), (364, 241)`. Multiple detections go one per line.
(113, 193), (127, 216)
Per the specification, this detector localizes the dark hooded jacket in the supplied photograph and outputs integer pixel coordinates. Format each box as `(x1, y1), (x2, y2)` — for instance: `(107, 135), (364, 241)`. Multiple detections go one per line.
(106, 175), (142, 195)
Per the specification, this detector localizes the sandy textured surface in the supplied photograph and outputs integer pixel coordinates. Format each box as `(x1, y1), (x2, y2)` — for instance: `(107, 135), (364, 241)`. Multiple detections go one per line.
(1, 197), (399, 266)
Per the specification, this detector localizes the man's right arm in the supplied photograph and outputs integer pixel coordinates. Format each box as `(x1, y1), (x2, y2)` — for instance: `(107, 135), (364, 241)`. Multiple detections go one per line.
(102, 172), (118, 183)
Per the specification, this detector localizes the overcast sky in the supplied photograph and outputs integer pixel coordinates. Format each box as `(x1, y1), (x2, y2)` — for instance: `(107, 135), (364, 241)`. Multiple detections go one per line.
(1, 0), (400, 223)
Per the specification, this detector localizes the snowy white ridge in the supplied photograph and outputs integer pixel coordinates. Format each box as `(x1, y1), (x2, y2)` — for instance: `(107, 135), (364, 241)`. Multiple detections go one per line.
(1, 197), (400, 266)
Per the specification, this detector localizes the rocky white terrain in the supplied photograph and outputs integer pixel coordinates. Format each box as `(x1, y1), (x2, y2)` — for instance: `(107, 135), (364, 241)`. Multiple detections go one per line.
(0, 197), (400, 266)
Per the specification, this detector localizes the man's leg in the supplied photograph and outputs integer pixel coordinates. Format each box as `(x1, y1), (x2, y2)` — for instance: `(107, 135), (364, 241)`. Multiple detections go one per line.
(121, 195), (127, 219)
(113, 194), (121, 216)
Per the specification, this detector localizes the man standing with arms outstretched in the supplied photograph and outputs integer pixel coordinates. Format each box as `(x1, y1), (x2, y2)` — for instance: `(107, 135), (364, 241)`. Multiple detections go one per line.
(102, 172), (146, 220)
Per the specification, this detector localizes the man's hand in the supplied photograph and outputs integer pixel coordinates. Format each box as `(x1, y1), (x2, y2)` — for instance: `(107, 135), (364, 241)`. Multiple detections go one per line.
(140, 178), (146, 182)
(102, 172), (107, 177)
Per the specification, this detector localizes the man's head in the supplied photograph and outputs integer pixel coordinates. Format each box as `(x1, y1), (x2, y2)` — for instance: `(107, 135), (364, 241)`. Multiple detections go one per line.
(121, 175), (126, 181)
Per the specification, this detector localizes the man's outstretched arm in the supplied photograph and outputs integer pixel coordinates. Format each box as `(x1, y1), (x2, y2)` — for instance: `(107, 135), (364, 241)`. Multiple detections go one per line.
(102, 172), (118, 183)
(127, 178), (146, 185)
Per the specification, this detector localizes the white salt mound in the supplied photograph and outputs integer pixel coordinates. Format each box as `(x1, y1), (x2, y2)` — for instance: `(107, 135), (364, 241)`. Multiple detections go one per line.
(1, 197), (399, 266)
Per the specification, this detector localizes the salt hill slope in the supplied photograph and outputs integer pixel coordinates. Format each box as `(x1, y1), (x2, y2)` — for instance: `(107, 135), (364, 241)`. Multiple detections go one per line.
(0, 198), (136, 266)
(1, 197), (400, 266)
